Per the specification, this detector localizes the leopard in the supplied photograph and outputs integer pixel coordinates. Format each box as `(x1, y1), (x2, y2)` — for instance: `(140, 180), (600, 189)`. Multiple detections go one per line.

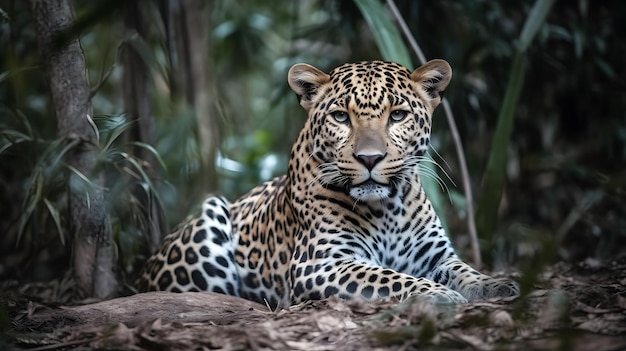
(136, 59), (520, 309)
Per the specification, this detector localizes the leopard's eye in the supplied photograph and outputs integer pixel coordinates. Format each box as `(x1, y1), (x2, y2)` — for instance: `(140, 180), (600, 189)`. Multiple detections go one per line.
(390, 110), (408, 122)
(330, 111), (349, 123)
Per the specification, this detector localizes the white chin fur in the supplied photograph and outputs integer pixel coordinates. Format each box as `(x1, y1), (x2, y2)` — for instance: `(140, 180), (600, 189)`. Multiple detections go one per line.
(349, 184), (390, 202)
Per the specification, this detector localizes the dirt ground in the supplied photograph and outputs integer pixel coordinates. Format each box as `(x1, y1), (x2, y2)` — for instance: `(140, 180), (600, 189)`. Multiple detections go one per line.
(3, 257), (626, 351)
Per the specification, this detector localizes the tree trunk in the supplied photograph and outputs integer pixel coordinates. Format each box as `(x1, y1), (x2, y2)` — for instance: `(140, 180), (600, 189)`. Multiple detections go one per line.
(183, 0), (219, 193)
(160, 0), (219, 193)
(29, 0), (117, 298)
(121, 0), (165, 252)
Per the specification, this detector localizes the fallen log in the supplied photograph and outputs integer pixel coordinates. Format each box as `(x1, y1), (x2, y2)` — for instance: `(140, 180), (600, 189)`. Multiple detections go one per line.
(25, 291), (270, 332)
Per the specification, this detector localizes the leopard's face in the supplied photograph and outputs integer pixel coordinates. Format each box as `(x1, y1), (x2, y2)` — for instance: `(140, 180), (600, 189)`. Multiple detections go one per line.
(288, 60), (452, 202)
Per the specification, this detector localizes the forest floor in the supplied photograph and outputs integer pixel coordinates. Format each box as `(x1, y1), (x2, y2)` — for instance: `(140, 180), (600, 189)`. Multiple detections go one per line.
(2, 256), (626, 351)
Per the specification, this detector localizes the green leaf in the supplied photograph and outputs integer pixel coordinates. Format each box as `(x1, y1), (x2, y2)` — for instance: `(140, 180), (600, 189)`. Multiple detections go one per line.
(0, 129), (32, 155)
(518, 0), (557, 52)
(44, 198), (65, 246)
(128, 141), (168, 172)
(476, 54), (526, 245)
(102, 119), (133, 152)
(353, 0), (412, 67)
(18, 172), (44, 244)
(122, 154), (165, 215)
(50, 138), (81, 173)
(15, 109), (34, 139)
(0, 129), (31, 140)
(66, 164), (105, 192)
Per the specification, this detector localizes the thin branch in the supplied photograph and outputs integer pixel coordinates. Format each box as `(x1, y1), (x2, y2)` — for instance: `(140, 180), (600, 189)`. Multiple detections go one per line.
(386, 0), (481, 268)
(386, 0), (426, 64)
(441, 99), (481, 268)
(89, 62), (115, 99)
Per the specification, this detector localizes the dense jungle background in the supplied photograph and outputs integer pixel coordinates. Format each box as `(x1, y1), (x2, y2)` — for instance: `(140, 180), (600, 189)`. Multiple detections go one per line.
(0, 0), (625, 349)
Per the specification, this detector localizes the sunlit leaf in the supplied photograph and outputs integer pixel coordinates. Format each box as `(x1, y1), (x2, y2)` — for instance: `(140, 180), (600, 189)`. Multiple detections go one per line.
(213, 20), (237, 39)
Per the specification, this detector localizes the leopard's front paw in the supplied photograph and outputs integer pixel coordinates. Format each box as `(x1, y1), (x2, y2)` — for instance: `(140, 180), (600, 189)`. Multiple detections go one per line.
(410, 286), (468, 304)
(483, 278), (519, 299)
(460, 277), (520, 301)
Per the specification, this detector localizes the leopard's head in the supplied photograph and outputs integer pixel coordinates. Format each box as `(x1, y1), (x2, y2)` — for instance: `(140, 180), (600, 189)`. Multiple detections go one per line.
(288, 60), (451, 202)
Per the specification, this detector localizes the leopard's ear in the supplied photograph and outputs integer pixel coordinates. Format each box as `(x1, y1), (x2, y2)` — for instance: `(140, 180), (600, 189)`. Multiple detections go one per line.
(410, 59), (452, 111)
(288, 63), (330, 110)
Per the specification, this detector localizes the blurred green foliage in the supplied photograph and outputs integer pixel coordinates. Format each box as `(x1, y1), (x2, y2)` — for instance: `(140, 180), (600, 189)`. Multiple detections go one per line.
(1, 0), (625, 291)
(476, 0), (556, 259)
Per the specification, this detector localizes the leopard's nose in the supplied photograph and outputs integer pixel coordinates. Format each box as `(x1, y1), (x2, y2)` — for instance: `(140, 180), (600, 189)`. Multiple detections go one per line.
(355, 152), (386, 171)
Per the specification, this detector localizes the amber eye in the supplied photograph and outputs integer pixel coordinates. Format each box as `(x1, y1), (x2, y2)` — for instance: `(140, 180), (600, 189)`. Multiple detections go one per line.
(390, 110), (408, 122)
(331, 111), (349, 123)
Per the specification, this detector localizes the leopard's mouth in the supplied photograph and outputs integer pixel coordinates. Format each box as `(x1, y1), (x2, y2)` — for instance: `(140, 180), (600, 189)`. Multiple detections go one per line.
(348, 179), (392, 202)
(353, 179), (387, 188)
(321, 175), (396, 202)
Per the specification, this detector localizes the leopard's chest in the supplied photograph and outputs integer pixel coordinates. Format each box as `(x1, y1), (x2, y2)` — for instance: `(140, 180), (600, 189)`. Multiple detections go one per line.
(297, 194), (435, 275)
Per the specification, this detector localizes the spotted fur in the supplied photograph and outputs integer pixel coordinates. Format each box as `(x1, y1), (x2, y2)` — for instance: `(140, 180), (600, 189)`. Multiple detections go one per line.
(136, 60), (519, 308)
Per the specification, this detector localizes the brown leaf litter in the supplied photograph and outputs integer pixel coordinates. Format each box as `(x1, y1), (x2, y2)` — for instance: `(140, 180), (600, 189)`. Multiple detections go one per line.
(4, 257), (626, 350)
